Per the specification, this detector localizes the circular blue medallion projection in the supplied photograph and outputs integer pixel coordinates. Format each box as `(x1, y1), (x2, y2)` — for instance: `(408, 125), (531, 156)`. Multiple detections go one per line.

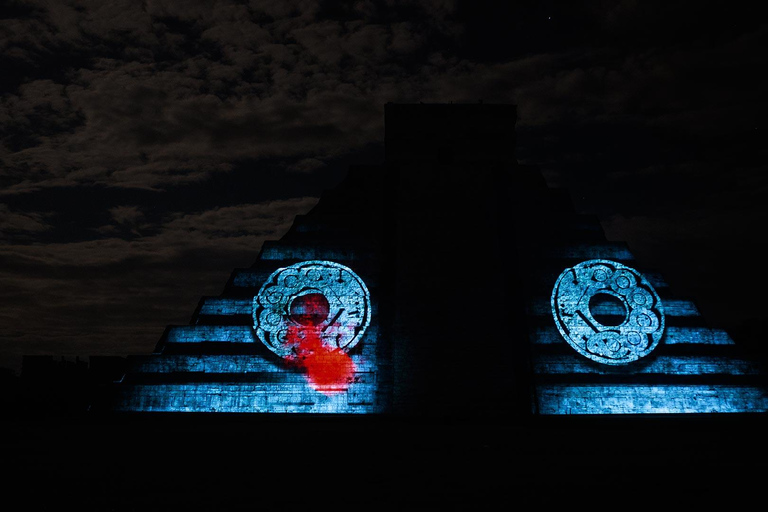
(253, 260), (372, 358)
(551, 259), (665, 365)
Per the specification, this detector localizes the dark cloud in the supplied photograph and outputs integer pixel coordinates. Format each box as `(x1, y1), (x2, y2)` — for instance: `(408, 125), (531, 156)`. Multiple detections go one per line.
(1, 0), (464, 194)
(108, 204), (143, 225)
(286, 157), (326, 173)
(0, 204), (52, 235)
(0, 197), (317, 371)
(0, 0), (765, 372)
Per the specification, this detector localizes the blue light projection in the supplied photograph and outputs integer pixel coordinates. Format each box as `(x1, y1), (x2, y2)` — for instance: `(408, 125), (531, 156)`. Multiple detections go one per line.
(253, 260), (372, 395)
(113, 260), (381, 413)
(253, 260), (372, 358)
(551, 259), (665, 365)
(536, 384), (768, 414)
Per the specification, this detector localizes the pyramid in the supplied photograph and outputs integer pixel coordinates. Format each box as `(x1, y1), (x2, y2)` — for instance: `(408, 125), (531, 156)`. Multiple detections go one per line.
(111, 162), (392, 414)
(510, 160), (768, 415)
(110, 103), (768, 416)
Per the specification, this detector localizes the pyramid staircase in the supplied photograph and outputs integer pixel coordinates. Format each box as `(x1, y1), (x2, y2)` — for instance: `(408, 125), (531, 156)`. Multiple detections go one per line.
(112, 165), (393, 413)
(111, 103), (768, 417)
(510, 164), (768, 414)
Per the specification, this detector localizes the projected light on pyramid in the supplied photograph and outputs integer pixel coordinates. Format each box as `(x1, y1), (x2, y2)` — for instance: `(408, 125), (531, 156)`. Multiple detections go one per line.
(551, 259), (665, 365)
(110, 102), (768, 417)
(253, 260), (372, 394)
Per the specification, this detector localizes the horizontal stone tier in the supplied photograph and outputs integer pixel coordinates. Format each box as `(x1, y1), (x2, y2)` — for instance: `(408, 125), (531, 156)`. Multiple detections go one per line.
(225, 262), (383, 292)
(171, 320), (727, 348)
(534, 383), (768, 414)
(191, 296), (695, 336)
(196, 295), (379, 317)
(158, 325), (381, 358)
(112, 382), (383, 413)
(123, 353), (378, 375)
(529, 325), (735, 345)
(163, 325), (256, 343)
(196, 297), (253, 316)
(531, 353), (765, 376)
(525, 297), (699, 317)
(191, 315), (253, 327)
(225, 268), (276, 290)
(524, 267), (670, 294)
(122, 370), (379, 386)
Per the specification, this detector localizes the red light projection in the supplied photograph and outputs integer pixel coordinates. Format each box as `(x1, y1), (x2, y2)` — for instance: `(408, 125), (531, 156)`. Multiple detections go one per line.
(289, 293), (330, 326)
(285, 293), (357, 395)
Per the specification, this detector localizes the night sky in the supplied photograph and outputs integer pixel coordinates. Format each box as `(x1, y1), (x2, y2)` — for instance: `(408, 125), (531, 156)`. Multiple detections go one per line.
(1, 1), (766, 375)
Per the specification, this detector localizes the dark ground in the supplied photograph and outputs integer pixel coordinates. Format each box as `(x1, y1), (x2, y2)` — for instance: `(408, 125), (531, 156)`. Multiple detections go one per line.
(4, 411), (767, 510)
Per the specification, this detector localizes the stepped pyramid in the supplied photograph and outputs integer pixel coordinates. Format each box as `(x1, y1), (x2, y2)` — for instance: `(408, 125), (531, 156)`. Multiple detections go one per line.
(112, 162), (392, 414)
(111, 103), (768, 417)
(511, 163), (768, 415)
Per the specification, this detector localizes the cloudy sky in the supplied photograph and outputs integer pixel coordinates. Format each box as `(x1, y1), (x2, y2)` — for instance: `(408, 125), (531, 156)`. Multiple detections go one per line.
(1, 0), (765, 374)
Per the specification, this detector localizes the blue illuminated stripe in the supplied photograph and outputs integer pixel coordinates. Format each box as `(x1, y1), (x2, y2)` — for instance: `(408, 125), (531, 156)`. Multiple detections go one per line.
(113, 382), (382, 413)
(530, 326), (735, 345)
(527, 298), (700, 317)
(536, 384), (768, 414)
(200, 297), (382, 319)
(231, 269), (273, 287)
(126, 354), (282, 373)
(230, 266), (381, 289)
(533, 354), (764, 375)
(654, 326), (733, 345)
(533, 270), (669, 291)
(198, 298), (252, 316)
(164, 325), (381, 362)
(164, 325), (256, 343)
(126, 353), (378, 374)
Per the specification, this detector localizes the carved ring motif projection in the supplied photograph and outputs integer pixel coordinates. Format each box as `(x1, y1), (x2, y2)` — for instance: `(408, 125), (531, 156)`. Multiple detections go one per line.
(253, 260), (372, 358)
(551, 259), (665, 365)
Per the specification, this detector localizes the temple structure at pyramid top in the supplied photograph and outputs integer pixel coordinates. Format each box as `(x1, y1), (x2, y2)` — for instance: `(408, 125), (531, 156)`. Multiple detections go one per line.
(110, 102), (768, 417)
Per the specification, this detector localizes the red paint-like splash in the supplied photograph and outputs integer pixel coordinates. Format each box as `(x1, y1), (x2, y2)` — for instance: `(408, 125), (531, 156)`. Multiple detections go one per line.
(285, 321), (356, 395)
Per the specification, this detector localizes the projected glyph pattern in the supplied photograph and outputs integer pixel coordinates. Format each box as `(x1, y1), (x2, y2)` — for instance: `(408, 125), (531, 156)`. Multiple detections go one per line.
(253, 260), (372, 357)
(113, 258), (380, 412)
(110, 104), (768, 417)
(253, 260), (372, 395)
(551, 259), (665, 365)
